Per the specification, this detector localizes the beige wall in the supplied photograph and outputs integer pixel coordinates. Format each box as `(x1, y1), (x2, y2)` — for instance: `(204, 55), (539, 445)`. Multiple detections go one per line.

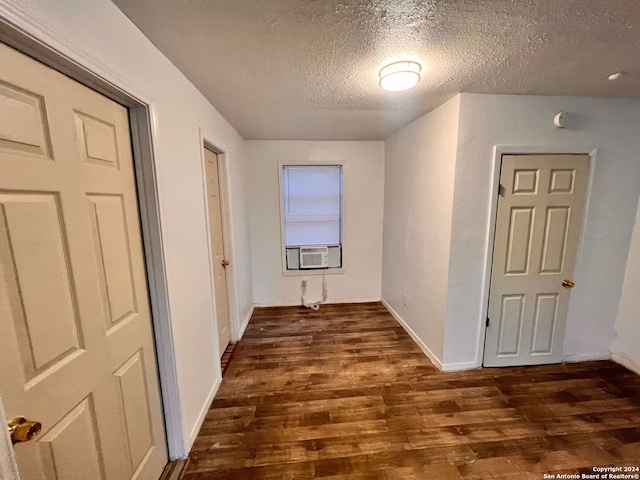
(445, 94), (640, 368)
(612, 195), (640, 373)
(381, 96), (461, 366)
(246, 140), (385, 306)
(4, 0), (254, 455)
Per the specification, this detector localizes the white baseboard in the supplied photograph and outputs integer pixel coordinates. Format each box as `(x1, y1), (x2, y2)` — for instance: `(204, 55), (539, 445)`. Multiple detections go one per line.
(187, 377), (222, 450)
(188, 304), (254, 450)
(441, 361), (479, 372)
(253, 298), (382, 308)
(237, 305), (254, 339)
(564, 352), (611, 363)
(611, 351), (640, 375)
(381, 299), (445, 371)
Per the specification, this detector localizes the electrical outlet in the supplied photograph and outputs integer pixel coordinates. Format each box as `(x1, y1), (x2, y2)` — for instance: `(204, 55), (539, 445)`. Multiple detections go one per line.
(403, 293), (408, 306)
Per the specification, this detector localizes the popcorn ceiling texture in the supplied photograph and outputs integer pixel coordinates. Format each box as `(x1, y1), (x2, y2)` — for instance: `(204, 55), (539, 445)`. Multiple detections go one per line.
(114, 0), (640, 140)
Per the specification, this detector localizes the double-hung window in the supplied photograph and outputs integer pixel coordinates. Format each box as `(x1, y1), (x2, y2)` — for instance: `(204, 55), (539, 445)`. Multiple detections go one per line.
(282, 165), (343, 270)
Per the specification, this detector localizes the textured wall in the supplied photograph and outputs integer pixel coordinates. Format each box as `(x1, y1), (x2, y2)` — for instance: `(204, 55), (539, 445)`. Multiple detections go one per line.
(612, 196), (640, 374)
(381, 96), (460, 365)
(246, 141), (385, 306)
(444, 94), (640, 368)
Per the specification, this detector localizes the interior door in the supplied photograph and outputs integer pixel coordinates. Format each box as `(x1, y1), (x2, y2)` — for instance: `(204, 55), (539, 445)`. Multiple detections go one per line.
(204, 148), (231, 356)
(484, 154), (589, 367)
(0, 43), (167, 478)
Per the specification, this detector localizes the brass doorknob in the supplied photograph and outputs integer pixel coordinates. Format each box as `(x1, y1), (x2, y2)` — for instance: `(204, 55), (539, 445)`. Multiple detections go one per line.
(222, 260), (230, 268)
(562, 279), (575, 288)
(8, 416), (42, 444)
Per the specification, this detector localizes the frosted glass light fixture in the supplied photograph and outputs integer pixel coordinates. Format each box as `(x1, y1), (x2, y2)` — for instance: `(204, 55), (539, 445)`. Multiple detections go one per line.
(379, 60), (422, 91)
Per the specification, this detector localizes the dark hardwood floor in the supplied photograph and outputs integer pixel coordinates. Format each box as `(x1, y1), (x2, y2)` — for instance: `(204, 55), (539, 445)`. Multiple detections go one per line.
(221, 342), (239, 377)
(184, 302), (640, 479)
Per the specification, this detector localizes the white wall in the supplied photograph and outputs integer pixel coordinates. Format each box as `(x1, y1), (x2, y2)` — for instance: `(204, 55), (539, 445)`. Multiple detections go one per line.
(3, 0), (254, 455)
(381, 96), (460, 365)
(246, 141), (384, 306)
(612, 196), (640, 374)
(443, 94), (640, 368)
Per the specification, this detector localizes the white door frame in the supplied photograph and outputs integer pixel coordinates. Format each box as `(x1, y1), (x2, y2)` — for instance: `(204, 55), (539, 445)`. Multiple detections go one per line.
(198, 134), (240, 357)
(475, 145), (598, 368)
(0, 10), (185, 459)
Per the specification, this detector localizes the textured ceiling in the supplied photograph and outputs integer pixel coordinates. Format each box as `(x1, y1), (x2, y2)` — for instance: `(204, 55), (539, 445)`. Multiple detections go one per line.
(112, 0), (640, 140)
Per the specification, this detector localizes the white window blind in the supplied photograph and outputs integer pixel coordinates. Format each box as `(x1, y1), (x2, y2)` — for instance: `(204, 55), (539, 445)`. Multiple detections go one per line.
(283, 165), (342, 246)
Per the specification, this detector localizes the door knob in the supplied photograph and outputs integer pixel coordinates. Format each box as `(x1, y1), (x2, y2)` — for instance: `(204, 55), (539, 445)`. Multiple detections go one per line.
(221, 260), (230, 268)
(562, 279), (575, 288)
(8, 416), (42, 444)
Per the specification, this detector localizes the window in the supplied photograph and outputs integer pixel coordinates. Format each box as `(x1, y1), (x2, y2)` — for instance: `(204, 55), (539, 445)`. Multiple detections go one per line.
(283, 165), (342, 246)
(282, 164), (343, 270)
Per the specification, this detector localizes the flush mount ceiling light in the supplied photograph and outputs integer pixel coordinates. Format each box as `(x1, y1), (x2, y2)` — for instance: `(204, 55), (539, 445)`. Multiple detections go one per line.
(379, 60), (422, 91)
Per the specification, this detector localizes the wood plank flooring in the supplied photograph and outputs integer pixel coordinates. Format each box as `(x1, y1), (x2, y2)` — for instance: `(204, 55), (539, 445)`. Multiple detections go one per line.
(184, 302), (640, 479)
(221, 342), (239, 377)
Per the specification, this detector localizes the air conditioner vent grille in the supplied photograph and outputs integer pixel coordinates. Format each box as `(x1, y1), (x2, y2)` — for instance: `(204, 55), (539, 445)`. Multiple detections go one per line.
(300, 246), (329, 269)
(300, 247), (327, 254)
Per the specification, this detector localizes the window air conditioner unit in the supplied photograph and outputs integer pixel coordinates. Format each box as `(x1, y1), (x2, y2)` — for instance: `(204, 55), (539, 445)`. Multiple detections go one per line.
(299, 246), (329, 269)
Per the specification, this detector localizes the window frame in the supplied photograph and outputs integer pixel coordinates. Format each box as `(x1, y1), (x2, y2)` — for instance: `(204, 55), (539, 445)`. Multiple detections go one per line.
(278, 160), (346, 276)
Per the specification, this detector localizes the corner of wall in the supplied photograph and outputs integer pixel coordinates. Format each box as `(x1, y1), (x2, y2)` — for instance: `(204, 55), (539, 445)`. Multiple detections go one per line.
(442, 95), (484, 369)
(381, 299), (444, 370)
(610, 194), (640, 374)
(381, 96), (463, 368)
(564, 352), (611, 363)
(187, 376), (222, 450)
(443, 94), (640, 371)
(239, 304), (255, 339)
(611, 351), (640, 376)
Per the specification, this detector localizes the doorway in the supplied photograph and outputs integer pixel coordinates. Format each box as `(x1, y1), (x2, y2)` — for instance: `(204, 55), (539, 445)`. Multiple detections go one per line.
(203, 147), (232, 359)
(483, 154), (589, 367)
(0, 42), (168, 477)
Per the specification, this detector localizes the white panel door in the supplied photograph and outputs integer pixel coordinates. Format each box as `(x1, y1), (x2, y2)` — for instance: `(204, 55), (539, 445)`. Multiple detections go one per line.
(484, 154), (589, 367)
(0, 43), (167, 478)
(204, 148), (231, 355)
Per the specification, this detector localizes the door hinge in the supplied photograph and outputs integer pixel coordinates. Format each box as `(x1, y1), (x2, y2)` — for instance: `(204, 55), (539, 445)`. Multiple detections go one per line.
(498, 184), (505, 196)
(486, 317), (490, 327)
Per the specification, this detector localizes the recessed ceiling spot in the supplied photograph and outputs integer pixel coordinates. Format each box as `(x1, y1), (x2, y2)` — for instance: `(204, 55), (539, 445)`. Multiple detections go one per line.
(379, 61), (422, 91)
(608, 72), (624, 81)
